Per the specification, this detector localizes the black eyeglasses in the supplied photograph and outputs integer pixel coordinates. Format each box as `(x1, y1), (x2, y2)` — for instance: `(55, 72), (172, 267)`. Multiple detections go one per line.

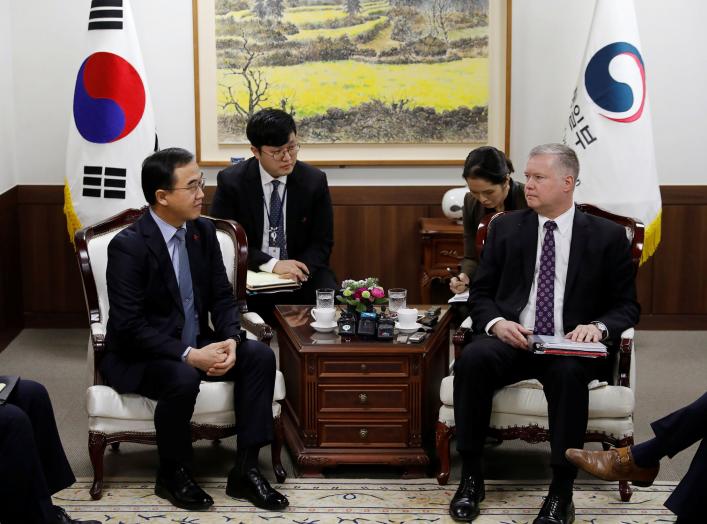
(260, 143), (301, 161)
(172, 175), (206, 194)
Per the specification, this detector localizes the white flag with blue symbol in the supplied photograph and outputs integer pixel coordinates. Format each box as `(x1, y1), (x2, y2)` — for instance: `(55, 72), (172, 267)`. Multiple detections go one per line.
(563, 0), (661, 262)
(64, 0), (156, 240)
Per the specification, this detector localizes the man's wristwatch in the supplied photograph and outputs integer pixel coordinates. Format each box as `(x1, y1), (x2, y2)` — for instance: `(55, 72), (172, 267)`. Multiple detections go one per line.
(591, 321), (608, 341)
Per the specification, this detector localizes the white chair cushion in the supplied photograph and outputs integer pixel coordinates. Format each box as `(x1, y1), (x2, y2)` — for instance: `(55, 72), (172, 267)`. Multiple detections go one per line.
(440, 376), (634, 418)
(87, 228), (123, 331)
(87, 370), (285, 427)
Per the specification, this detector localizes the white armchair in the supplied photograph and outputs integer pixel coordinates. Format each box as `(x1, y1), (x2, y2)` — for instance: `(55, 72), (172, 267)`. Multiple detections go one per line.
(435, 204), (644, 503)
(75, 208), (287, 500)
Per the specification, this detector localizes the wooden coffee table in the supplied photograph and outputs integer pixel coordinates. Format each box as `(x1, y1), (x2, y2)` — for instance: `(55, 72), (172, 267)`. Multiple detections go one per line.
(274, 304), (450, 477)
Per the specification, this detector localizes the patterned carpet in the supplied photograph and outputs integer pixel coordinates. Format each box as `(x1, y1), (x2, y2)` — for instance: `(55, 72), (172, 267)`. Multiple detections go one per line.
(55, 478), (678, 523)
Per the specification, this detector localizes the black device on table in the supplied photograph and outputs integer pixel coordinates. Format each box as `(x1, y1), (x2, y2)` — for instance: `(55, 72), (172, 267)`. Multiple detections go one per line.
(408, 331), (427, 343)
(376, 318), (395, 340)
(418, 306), (442, 328)
(337, 311), (356, 336)
(357, 310), (378, 338)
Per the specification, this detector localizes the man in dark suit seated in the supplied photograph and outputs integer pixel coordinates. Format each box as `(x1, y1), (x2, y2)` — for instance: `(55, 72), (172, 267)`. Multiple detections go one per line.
(101, 148), (288, 512)
(0, 378), (100, 524)
(210, 108), (337, 317)
(449, 143), (640, 523)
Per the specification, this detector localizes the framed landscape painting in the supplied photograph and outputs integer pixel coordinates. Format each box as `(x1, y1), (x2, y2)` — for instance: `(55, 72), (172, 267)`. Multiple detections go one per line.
(193, 0), (511, 165)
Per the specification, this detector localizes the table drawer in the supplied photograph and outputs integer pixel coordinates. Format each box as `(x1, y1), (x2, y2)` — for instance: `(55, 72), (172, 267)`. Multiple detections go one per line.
(318, 419), (408, 447)
(319, 357), (408, 378)
(319, 385), (408, 413)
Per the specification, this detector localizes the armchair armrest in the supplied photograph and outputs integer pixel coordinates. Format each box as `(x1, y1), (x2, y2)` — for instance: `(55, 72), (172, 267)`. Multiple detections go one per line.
(89, 322), (106, 386)
(452, 326), (473, 362)
(241, 312), (274, 346)
(616, 327), (634, 388)
(90, 322), (106, 352)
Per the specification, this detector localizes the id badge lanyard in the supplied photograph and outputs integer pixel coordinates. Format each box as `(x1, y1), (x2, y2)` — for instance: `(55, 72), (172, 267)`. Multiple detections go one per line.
(264, 185), (288, 254)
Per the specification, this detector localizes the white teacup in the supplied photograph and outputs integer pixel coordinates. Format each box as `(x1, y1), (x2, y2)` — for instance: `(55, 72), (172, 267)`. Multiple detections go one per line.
(311, 308), (335, 324)
(397, 308), (418, 327)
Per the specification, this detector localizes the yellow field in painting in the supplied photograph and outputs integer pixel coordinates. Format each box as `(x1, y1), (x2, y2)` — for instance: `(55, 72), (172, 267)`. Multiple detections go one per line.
(217, 57), (488, 117)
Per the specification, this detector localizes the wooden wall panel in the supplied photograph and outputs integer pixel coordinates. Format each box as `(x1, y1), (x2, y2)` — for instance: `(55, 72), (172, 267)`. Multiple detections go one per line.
(651, 205), (707, 314)
(10, 184), (707, 330)
(0, 187), (22, 349)
(16, 187), (86, 327)
(331, 204), (429, 302)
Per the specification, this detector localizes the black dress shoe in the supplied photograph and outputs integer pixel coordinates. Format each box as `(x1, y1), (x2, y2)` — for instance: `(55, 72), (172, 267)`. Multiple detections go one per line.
(226, 467), (289, 511)
(154, 465), (214, 511)
(533, 494), (575, 524)
(449, 475), (485, 522)
(54, 505), (101, 524)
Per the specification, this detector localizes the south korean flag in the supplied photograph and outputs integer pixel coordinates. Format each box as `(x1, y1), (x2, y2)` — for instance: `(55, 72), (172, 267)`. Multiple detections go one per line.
(64, 0), (157, 240)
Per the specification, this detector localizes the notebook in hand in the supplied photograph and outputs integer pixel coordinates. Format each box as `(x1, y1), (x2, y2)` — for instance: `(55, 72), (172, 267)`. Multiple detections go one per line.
(0, 375), (20, 405)
(527, 335), (608, 358)
(246, 270), (301, 292)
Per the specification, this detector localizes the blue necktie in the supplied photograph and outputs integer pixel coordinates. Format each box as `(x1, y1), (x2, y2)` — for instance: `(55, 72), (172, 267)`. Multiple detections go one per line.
(269, 180), (288, 259)
(174, 229), (198, 348)
(534, 221), (557, 336)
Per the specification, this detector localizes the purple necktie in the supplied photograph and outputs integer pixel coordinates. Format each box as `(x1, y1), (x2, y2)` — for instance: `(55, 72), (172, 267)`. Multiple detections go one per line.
(534, 220), (557, 336)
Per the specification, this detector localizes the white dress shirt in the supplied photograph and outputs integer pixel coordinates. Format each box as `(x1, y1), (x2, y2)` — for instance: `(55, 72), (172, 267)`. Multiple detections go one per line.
(258, 163), (289, 272)
(486, 205), (575, 337)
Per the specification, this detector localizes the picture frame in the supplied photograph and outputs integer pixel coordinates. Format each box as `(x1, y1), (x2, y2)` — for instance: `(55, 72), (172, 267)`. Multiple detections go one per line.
(193, 0), (511, 166)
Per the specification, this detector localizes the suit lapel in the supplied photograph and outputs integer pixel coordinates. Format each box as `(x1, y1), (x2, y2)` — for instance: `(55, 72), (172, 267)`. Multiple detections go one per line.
(285, 163), (301, 252)
(246, 160), (265, 245)
(185, 221), (204, 315)
(519, 210), (539, 290)
(141, 212), (183, 313)
(564, 208), (589, 303)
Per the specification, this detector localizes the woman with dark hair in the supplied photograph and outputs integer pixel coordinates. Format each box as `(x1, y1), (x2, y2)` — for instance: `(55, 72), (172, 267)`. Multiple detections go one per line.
(449, 146), (527, 294)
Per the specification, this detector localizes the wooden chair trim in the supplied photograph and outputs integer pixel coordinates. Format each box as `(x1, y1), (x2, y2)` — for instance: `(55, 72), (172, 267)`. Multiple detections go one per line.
(204, 215), (249, 312)
(75, 207), (147, 329)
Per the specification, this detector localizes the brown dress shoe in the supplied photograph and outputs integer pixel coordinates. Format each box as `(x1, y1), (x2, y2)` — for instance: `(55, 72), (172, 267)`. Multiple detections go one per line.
(565, 447), (659, 487)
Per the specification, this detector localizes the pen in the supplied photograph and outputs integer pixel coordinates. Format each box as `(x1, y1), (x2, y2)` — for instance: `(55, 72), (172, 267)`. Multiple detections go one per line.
(446, 267), (460, 278)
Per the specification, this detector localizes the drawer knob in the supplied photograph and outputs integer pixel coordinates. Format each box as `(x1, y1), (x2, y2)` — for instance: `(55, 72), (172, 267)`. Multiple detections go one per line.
(358, 393), (368, 404)
(359, 428), (368, 439)
(360, 364), (368, 372)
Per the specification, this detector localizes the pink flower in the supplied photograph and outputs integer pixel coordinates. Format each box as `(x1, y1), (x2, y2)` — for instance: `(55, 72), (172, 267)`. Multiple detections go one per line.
(371, 287), (384, 299)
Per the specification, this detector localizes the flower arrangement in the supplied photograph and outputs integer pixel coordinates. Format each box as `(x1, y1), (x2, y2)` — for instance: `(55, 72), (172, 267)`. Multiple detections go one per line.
(337, 277), (387, 313)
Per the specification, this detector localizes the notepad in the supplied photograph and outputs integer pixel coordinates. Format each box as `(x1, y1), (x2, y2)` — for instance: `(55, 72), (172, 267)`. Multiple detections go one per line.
(527, 335), (608, 358)
(448, 290), (469, 304)
(246, 270), (301, 292)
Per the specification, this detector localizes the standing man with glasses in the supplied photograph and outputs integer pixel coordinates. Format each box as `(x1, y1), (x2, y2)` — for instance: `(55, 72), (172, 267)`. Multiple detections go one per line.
(102, 148), (288, 512)
(449, 144), (639, 523)
(211, 108), (336, 318)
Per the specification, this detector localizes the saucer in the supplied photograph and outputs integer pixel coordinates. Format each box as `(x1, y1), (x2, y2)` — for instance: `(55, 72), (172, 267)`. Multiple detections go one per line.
(311, 321), (337, 333)
(395, 322), (422, 333)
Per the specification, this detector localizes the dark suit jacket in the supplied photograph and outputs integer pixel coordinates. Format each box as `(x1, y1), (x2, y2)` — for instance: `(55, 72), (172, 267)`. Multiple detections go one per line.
(102, 211), (242, 393)
(461, 179), (527, 277)
(469, 207), (640, 341)
(211, 157), (334, 272)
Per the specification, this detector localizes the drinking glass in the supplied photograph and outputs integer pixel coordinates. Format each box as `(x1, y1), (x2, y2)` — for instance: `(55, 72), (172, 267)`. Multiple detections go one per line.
(388, 288), (407, 313)
(316, 288), (335, 310)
